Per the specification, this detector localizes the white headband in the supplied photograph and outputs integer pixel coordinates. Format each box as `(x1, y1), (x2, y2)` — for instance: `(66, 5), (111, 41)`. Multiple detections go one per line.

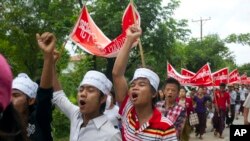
(131, 68), (160, 91)
(80, 70), (112, 95)
(105, 94), (112, 109)
(12, 73), (38, 98)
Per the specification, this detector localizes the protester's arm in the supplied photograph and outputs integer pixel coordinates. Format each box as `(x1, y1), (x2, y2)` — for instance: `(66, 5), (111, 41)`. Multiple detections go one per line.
(112, 25), (141, 105)
(36, 32), (56, 141)
(52, 50), (62, 92)
(37, 32), (55, 89)
(51, 51), (78, 119)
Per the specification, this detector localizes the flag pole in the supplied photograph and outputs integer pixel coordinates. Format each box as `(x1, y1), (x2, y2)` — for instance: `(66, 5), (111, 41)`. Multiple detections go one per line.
(130, 0), (145, 67)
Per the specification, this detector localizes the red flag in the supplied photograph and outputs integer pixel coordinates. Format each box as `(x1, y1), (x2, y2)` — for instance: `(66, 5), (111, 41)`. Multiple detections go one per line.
(69, 3), (140, 58)
(241, 72), (247, 84)
(181, 68), (195, 77)
(69, 6), (110, 56)
(122, 2), (140, 32)
(190, 63), (213, 86)
(228, 69), (240, 84)
(167, 63), (191, 85)
(103, 2), (140, 57)
(212, 68), (228, 86)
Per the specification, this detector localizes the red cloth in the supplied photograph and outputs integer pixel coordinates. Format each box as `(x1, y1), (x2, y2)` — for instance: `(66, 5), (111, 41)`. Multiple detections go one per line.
(213, 90), (230, 111)
(0, 54), (13, 112)
(176, 97), (194, 116)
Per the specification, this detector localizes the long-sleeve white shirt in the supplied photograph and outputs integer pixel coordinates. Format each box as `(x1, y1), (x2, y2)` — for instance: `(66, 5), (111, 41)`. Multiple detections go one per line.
(52, 90), (122, 141)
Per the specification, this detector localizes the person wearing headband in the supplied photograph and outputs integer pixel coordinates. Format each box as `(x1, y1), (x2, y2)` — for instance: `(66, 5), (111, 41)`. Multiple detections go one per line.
(112, 25), (177, 141)
(9, 32), (55, 141)
(51, 38), (121, 140)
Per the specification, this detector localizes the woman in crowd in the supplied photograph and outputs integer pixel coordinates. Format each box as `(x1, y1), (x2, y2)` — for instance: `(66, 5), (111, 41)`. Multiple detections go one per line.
(193, 87), (211, 139)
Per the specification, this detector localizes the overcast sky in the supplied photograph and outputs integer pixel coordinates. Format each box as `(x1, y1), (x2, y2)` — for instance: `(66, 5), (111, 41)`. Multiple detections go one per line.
(163, 0), (250, 66)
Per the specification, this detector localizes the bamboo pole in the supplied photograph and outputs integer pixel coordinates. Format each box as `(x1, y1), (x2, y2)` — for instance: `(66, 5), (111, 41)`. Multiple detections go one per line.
(130, 0), (145, 67)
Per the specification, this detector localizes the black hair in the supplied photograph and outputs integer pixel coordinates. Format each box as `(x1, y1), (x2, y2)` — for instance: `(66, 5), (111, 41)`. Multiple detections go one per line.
(99, 91), (106, 114)
(180, 86), (187, 92)
(150, 85), (157, 106)
(162, 77), (181, 91)
(0, 103), (28, 141)
(220, 83), (226, 88)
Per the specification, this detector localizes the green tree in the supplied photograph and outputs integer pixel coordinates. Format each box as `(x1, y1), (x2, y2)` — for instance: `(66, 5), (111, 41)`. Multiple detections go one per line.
(225, 33), (250, 46)
(0, 0), (75, 78)
(0, 1), (77, 140)
(238, 63), (250, 75)
(184, 34), (236, 72)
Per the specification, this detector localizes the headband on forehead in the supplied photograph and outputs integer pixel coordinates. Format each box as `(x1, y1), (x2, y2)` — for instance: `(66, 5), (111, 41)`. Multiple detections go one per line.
(12, 73), (38, 98)
(131, 68), (160, 91)
(80, 70), (112, 95)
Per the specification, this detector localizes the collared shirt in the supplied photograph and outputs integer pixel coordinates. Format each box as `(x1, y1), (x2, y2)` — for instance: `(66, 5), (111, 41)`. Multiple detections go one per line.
(53, 90), (121, 141)
(156, 101), (186, 138)
(119, 96), (177, 141)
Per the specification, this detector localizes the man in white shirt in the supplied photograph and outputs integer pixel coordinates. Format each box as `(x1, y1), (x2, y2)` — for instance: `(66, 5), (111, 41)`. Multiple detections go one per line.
(53, 70), (122, 141)
(50, 33), (121, 141)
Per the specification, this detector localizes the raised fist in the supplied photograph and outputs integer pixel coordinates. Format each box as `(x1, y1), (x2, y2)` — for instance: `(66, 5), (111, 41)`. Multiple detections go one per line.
(36, 32), (56, 54)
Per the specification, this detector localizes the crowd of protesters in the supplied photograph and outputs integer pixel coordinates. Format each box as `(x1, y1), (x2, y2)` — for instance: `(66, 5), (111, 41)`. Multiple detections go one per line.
(1, 25), (250, 141)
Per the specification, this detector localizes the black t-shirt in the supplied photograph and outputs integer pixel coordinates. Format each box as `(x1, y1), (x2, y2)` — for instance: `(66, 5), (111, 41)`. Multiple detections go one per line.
(28, 87), (53, 141)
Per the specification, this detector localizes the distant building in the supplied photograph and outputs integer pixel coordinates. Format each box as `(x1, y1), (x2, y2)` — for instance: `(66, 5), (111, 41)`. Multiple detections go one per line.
(62, 54), (84, 74)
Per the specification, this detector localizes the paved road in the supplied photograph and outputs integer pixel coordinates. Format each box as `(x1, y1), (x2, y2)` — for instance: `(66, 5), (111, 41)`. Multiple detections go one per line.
(189, 114), (244, 141)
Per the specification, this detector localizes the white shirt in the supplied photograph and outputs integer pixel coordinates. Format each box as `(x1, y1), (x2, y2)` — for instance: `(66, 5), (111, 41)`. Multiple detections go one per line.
(229, 90), (237, 105)
(104, 105), (120, 128)
(243, 94), (250, 122)
(240, 88), (248, 101)
(52, 90), (122, 141)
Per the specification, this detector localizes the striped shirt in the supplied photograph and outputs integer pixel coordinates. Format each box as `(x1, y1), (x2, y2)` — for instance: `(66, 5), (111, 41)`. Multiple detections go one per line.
(156, 101), (186, 138)
(119, 96), (177, 141)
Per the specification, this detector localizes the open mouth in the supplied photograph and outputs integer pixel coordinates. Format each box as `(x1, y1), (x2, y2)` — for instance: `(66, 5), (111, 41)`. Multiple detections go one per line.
(79, 100), (86, 106)
(132, 93), (138, 99)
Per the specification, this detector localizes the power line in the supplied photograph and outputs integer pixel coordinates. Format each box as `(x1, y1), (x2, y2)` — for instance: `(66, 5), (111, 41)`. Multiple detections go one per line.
(192, 17), (211, 41)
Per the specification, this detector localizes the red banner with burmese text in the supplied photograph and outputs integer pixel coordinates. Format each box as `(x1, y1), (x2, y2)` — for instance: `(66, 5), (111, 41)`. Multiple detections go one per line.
(181, 68), (195, 77)
(69, 3), (140, 58)
(212, 67), (228, 86)
(167, 63), (191, 85)
(241, 73), (247, 84)
(228, 69), (240, 84)
(190, 63), (213, 86)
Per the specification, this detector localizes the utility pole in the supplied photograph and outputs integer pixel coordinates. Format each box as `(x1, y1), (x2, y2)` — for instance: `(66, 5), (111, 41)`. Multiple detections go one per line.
(192, 17), (211, 41)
